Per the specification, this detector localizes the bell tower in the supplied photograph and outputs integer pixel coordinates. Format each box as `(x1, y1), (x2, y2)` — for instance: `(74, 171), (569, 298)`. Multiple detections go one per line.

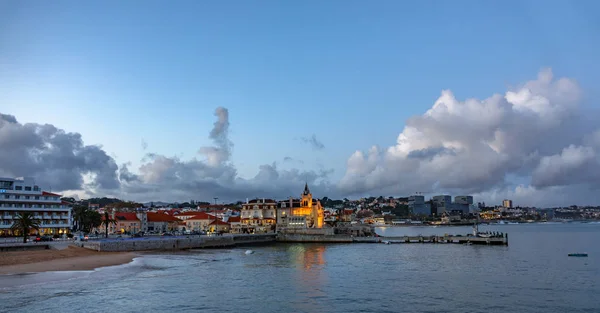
(301, 182), (312, 207)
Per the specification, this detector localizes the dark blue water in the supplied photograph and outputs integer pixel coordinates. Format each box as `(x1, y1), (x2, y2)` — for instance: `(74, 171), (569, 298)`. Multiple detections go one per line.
(0, 223), (598, 313)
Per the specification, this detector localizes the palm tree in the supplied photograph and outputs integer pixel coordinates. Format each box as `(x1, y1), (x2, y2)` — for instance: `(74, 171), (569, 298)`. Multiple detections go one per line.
(11, 212), (40, 243)
(71, 205), (88, 232)
(103, 211), (117, 238)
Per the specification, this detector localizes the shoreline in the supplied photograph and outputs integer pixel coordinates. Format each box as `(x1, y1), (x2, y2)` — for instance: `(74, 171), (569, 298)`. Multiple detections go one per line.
(0, 246), (137, 275)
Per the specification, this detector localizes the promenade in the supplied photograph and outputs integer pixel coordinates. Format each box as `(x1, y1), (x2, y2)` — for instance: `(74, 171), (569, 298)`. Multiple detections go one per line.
(77, 233), (277, 252)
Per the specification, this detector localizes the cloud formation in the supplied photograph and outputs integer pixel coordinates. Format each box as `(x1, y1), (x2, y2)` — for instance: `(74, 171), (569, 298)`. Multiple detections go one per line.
(0, 113), (119, 191)
(339, 68), (600, 206)
(0, 107), (333, 202)
(2, 69), (600, 206)
(301, 134), (325, 150)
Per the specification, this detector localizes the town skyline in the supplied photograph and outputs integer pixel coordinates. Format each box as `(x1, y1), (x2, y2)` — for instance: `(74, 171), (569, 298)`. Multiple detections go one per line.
(3, 2), (600, 206)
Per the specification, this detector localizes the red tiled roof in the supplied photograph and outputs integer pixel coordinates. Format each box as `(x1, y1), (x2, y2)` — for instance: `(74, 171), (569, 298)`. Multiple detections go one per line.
(114, 212), (139, 221)
(42, 191), (62, 197)
(147, 212), (180, 222)
(228, 216), (241, 223)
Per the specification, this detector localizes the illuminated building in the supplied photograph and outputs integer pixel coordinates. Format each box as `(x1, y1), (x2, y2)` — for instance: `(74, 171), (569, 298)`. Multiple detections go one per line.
(0, 177), (72, 236)
(278, 183), (324, 228)
(241, 198), (276, 233)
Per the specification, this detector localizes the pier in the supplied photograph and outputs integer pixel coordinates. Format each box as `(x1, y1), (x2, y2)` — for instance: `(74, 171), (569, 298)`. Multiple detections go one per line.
(277, 224), (508, 245)
(277, 233), (508, 245)
(378, 234), (508, 245)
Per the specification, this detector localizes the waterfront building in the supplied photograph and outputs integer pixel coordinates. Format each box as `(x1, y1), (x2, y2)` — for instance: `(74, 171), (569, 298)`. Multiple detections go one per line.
(208, 219), (231, 233)
(184, 212), (215, 232)
(0, 177), (72, 236)
(113, 212), (141, 234)
(503, 199), (513, 208)
(277, 184), (324, 228)
(455, 196), (473, 205)
(452, 196), (473, 214)
(408, 195), (430, 216)
(225, 216), (242, 233)
(146, 212), (180, 233)
(240, 198), (277, 233)
(432, 195), (452, 214)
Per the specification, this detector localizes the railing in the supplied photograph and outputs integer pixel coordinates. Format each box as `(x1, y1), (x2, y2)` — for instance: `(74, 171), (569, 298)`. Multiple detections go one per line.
(0, 237), (76, 244)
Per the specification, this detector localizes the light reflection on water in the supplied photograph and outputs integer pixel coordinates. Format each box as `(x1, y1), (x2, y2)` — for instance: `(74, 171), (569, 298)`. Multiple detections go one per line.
(0, 223), (598, 313)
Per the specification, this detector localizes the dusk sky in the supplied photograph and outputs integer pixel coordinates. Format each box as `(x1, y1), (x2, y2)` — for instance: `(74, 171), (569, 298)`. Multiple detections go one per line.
(2, 1), (600, 206)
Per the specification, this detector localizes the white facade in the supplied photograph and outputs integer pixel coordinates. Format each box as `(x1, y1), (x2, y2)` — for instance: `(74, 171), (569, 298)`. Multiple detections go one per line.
(0, 177), (72, 235)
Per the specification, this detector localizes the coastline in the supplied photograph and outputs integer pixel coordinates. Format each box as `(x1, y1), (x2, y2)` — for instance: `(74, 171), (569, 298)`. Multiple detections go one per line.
(0, 245), (136, 275)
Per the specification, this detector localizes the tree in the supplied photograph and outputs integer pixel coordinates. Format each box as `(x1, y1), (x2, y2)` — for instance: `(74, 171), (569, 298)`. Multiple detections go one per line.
(82, 210), (102, 233)
(72, 205), (102, 233)
(103, 212), (117, 238)
(11, 212), (40, 243)
(72, 205), (88, 232)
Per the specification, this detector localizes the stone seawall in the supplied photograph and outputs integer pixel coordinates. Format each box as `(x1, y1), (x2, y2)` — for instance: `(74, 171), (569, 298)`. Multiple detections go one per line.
(277, 233), (354, 243)
(79, 234), (276, 252)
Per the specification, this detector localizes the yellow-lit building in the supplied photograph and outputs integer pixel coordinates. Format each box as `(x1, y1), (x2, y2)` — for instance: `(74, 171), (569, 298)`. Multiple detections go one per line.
(278, 184), (324, 228)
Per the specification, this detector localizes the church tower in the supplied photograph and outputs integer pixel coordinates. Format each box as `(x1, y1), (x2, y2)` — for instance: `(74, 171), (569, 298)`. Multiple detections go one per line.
(301, 182), (313, 207)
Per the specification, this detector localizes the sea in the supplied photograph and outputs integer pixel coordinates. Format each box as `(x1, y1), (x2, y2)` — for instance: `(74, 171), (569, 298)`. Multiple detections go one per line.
(0, 222), (599, 313)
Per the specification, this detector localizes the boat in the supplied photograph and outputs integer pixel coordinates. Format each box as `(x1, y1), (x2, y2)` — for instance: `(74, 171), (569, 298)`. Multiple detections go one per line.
(568, 253), (588, 257)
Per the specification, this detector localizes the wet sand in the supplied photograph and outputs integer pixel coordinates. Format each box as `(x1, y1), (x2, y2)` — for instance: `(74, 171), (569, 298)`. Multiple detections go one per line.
(0, 246), (136, 274)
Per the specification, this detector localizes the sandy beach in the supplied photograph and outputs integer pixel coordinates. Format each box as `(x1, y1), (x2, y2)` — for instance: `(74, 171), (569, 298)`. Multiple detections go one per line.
(0, 246), (136, 275)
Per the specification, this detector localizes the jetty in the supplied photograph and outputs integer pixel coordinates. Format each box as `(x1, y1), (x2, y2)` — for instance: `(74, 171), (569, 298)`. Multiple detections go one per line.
(278, 233), (508, 245)
(277, 223), (508, 246)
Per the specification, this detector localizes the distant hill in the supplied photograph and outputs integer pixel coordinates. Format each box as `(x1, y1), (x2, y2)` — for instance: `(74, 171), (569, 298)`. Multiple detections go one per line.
(143, 201), (171, 207)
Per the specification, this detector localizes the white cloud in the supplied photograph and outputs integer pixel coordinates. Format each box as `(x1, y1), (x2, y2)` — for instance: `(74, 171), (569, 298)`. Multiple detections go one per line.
(2, 68), (599, 207)
(339, 68), (600, 206)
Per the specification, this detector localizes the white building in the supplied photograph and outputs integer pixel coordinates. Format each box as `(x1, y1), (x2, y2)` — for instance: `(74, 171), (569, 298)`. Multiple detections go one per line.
(0, 177), (72, 236)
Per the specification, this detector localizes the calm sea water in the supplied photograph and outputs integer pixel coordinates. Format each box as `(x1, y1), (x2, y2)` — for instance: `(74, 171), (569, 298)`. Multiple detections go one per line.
(0, 223), (599, 313)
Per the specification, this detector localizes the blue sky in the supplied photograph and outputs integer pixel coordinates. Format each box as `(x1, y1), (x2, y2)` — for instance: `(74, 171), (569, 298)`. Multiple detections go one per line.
(2, 1), (600, 204)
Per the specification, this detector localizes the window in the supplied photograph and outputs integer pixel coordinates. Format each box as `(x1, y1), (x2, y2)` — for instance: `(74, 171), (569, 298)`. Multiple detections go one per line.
(4, 195), (8, 199)
(25, 186), (32, 191)
(25, 196), (30, 199)
(15, 195), (20, 199)
(35, 196), (39, 200)
(15, 186), (22, 190)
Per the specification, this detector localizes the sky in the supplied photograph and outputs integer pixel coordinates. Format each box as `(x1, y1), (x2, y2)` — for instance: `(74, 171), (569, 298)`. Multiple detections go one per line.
(2, 1), (600, 207)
